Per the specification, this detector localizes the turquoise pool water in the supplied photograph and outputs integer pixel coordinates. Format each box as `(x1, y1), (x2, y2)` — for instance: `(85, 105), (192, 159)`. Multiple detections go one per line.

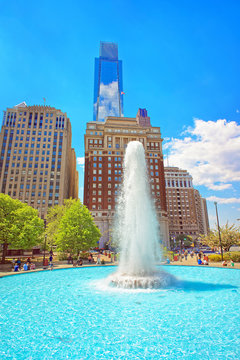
(0, 266), (239, 360)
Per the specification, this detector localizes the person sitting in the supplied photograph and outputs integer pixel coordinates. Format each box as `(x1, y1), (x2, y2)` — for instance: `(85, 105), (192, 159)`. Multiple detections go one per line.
(79, 259), (83, 266)
(166, 258), (170, 264)
(30, 263), (36, 270)
(198, 258), (203, 265)
(23, 262), (28, 271)
(222, 260), (227, 266)
(27, 257), (31, 264)
(203, 255), (209, 265)
(230, 259), (235, 267)
(14, 264), (19, 272)
(88, 254), (92, 263)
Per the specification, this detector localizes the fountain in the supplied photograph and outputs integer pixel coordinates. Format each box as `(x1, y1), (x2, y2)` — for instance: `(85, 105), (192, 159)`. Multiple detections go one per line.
(1, 145), (239, 359)
(108, 141), (174, 288)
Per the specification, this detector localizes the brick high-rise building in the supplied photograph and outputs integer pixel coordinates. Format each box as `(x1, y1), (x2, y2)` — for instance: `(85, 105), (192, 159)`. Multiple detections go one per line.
(84, 109), (169, 248)
(194, 190), (210, 235)
(0, 102), (78, 219)
(164, 166), (209, 239)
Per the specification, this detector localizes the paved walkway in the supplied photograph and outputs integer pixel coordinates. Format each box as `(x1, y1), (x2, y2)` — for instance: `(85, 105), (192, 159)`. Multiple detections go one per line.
(169, 256), (240, 269)
(0, 256), (239, 278)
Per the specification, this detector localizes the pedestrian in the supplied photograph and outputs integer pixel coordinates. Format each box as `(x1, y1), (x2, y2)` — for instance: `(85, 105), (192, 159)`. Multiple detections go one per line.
(11, 258), (15, 270)
(16, 257), (21, 267)
(49, 254), (53, 269)
(97, 253), (101, 265)
(67, 255), (73, 264)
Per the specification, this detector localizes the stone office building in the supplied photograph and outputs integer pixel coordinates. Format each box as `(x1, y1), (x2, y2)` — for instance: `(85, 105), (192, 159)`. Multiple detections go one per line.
(0, 102), (78, 219)
(84, 108), (169, 248)
(164, 166), (209, 239)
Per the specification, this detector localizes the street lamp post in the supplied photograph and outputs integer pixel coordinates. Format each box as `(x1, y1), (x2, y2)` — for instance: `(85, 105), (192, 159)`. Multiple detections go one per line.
(214, 202), (223, 261)
(43, 219), (47, 266)
(43, 234), (47, 266)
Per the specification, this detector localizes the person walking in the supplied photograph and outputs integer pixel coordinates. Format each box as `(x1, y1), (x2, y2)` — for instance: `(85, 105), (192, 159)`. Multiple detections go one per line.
(97, 253), (101, 265)
(49, 254), (53, 270)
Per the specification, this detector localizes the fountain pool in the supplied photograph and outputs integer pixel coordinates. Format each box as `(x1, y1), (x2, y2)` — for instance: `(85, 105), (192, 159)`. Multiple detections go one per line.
(0, 266), (239, 359)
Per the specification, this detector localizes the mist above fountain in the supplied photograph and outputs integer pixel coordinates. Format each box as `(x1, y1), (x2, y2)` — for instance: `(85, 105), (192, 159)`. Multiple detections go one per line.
(109, 141), (173, 289)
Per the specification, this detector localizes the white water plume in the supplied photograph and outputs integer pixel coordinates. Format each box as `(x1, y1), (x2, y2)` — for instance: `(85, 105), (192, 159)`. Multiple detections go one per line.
(108, 141), (173, 289)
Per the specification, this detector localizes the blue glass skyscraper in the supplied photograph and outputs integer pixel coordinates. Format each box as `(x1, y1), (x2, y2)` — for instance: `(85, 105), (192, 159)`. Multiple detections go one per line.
(93, 42), (123, 122)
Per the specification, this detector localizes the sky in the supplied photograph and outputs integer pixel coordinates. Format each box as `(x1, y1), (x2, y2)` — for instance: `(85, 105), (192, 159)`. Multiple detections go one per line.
(1, 0), (240, 229)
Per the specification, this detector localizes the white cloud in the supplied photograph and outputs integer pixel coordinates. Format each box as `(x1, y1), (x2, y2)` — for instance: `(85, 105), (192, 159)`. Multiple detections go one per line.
(206, 196), (240, 204)
(77, 157), (85, 168)
(164, 118), (240, 190)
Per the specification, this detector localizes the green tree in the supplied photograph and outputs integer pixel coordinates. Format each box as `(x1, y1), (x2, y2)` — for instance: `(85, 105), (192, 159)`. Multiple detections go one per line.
(0, 194), (44, 263)
(46, 203), (66, 248)
(170, 234), (193, 249)
(55, 199), (101, 256)
(200, 222), (240, 252)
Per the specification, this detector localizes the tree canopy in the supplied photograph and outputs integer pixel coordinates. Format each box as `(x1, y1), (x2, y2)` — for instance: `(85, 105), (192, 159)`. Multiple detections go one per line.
(200, 222), (240, 252)
(170, 234), (193, 249)
(0, 194), (44, 263)
(47, 199), (101, 255)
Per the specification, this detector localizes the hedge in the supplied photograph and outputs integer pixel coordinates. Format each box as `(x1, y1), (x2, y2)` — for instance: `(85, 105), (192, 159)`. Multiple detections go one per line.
(208, 252), (240, 263)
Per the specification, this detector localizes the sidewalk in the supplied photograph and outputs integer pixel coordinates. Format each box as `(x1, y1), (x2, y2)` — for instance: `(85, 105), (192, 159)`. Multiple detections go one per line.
(0, 254), (116, 277)
(0, 256), (239, 278)
(168, 256), (240, 269)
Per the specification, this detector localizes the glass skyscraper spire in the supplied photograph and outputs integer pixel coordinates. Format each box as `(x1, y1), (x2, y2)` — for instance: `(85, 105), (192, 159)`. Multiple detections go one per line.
(93, 42), (123, 122)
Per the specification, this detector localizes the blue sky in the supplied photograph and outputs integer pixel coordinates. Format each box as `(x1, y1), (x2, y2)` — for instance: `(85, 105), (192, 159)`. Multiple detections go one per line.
(1, 0), (240, 228)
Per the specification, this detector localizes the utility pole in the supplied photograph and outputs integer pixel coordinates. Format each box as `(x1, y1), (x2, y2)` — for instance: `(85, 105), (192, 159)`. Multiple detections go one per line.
(214, 202), (223, 261)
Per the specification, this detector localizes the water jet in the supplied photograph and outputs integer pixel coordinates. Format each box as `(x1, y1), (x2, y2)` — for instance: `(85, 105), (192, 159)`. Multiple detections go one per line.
(109, 141), (173, 288)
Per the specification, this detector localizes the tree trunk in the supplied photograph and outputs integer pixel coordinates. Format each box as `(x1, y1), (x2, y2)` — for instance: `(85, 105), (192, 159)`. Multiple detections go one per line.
(1, 242), (8, 264)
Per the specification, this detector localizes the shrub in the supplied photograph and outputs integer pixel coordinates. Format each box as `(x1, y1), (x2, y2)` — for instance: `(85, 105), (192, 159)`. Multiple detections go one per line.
(57, 252), (68, 261)
(79, 252), (90, 260)
(228, 252), (240, 262)
(208, 252), (240, 263)
(166, 251), (174, 260)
